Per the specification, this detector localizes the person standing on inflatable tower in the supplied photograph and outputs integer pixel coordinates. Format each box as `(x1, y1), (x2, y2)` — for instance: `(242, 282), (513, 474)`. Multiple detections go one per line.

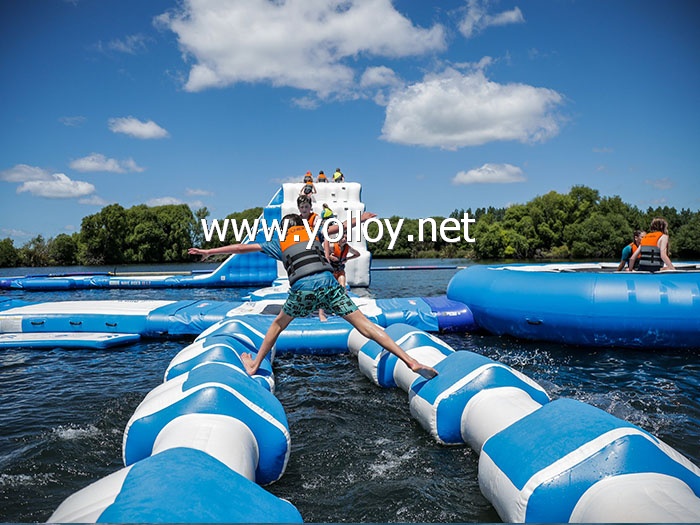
(300, 171), (316, 198)
(188, 214), (438, 380)
(628, 217), (675, 271)
(616, 230), (645, 271)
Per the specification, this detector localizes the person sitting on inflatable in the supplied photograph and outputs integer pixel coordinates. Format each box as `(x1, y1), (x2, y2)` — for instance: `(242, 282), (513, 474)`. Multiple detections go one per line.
(317, 170), (328, 183)
(628, 217), (675, 271)
(616, 230), (645, 271)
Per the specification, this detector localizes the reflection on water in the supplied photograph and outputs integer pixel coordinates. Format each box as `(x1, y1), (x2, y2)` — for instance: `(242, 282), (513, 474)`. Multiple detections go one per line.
(0, 263), (698, 522)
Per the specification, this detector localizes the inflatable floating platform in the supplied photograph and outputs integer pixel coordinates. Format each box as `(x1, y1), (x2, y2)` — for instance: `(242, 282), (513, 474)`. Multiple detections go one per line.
(447, 262), (700, 349)
(49, 316), (700, 522)
(0, 293), (474, 350)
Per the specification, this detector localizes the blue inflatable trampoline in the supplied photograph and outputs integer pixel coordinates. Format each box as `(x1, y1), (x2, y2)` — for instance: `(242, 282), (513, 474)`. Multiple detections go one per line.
(447, 262), (700, 349)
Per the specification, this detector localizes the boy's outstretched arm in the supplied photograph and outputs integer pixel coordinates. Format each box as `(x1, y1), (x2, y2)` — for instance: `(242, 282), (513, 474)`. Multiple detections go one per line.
(188, 243), (262, 261)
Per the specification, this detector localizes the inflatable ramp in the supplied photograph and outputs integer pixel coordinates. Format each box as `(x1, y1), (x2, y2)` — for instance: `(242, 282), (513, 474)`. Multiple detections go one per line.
(0, 182), (371, 291)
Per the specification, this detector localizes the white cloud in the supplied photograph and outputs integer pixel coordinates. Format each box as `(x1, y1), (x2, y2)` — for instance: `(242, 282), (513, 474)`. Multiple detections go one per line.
(108, 116), (169, 139)
(453, 163), (525, 185)
(59, 116), (86, 127)
(381, 68), (564, 149)
(0, 164), (53, 182)
(17, 173), (95, 198)
(157, 0), (445, 97)
(108, 34), (150, 54)
(147, 197), (183, 206)
(70, 153), (144, 173)
(459, 0), (525, 38)
(645, 177), (674, 190)
(79, 195), (110, 206)
(185, 188), (213, 196)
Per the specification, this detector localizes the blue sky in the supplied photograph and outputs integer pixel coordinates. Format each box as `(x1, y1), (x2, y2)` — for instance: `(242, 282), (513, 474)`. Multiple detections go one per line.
(1, 0), (699, 244)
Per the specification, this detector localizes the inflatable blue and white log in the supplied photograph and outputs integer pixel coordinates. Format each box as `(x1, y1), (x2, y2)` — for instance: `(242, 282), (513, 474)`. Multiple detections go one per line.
(479, 398), (700, 522)
(50, 315), (300, 522)
(49, 448), (302, 523)
(123, 361), (290, 486)
(348, 323), (453, 389)
(350, 323), (700, 522)
(409, 351), (549, 450)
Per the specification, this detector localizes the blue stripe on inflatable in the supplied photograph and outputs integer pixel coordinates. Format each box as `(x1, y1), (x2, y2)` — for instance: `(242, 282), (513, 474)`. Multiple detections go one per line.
(526, 433), (700, 522)
(99, 448), (302, 523)
(124, 363), (289, 485)
(165, 335), (273, 387)
(420, 295), (476, 332)
(484, 398), (639, 490)
(374, 298), (438, 331)
(481, 398), (700, 522)
(147, 300), (244, 336)
(359, 324), (453, 387)
(411, 351), (549, 444)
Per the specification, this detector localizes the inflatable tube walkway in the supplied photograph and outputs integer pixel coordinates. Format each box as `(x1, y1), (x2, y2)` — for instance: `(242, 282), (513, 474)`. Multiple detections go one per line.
(51, 317), (700, 522)
(349, 323), (700, 522)
(447, 262), (700, 349)
(49, 316), (301, 523)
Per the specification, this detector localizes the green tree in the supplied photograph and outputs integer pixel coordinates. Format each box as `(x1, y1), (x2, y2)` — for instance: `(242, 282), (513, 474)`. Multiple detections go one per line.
(0, 238), (20, 267)
(80, 204), (128, 264)
(49, 233), (79, 265)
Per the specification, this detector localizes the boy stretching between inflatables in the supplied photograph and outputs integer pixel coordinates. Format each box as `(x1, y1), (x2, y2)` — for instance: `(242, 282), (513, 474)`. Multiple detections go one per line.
(188, 213), (438, 380)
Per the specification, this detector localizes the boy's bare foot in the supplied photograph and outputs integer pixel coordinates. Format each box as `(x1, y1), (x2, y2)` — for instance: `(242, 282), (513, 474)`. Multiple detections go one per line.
(410, 362), (438, 379)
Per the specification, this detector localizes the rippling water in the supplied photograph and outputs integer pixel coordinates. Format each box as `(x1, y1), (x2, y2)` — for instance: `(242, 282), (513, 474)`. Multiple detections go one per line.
(0, 260), (698, 522)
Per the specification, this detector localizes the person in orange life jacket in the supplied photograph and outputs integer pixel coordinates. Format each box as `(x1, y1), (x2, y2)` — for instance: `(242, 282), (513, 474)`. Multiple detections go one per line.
(317, 170), (328, 183)
(628, 217), (675, 271)
(297, 195), (326, 321)
(616, 230), (645, 271)
(300, 173), (316, 198)
(188, 214), (439, 380)
(297, 195), (321, 237)
(324, 232), (360, 288)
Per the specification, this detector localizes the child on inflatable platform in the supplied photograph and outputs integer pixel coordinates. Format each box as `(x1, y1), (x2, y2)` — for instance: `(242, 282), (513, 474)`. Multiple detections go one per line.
(188, 214), (438, 380)
(628, 217), (675, 272)
(616, 230), (645, 271)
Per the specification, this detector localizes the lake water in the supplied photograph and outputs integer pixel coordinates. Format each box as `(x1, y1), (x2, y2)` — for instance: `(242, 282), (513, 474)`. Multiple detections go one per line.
(1, 260), (698, 522)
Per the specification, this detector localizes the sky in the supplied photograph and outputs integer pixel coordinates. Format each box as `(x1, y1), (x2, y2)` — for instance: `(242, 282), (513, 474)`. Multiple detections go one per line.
(1, 0), (699, 245)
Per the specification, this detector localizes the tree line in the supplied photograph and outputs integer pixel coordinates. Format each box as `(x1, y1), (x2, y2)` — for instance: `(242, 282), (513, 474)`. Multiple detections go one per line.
(1, 185), (699, 267)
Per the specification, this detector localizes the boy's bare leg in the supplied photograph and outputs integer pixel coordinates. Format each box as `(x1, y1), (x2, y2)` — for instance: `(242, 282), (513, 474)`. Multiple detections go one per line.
(242, 310), (294, 375)
(342, 310), (438, 379)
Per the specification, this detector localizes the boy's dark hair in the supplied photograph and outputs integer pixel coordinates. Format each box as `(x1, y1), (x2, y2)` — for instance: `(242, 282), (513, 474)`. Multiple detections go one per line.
(297, 195), (312, 207)
(282, 213), (304, 227)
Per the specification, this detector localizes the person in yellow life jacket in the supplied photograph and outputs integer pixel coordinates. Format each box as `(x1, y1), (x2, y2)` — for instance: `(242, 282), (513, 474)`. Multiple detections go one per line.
(616, 230), (645, 271)
(317, 170), (328, 183)
(321, 203), (334, 220)
(324, 232), (360, 287)
(333, 168), (344, 183)
(628, 217), (675, 272)
(188, 214), (438, 380)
